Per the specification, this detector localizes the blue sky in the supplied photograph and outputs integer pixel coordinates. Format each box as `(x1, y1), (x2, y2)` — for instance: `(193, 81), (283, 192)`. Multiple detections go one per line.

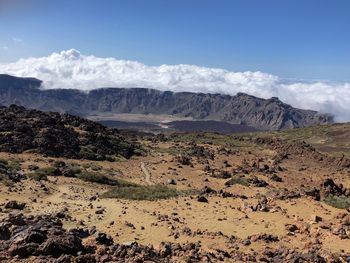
(0, 0), (349, 81)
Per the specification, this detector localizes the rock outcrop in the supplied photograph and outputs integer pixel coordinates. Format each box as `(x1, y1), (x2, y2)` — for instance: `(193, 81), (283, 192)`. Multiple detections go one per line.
(0, 105), (137, 160)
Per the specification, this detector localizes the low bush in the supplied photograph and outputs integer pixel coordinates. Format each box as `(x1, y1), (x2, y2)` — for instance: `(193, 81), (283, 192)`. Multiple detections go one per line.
(0, 159), (21, 172)
(0, 159), (23, 185)
(102, 184), (195, 201)
(28, 167), (60, 181)
(225, 176), (249, 187)
(28, 171), (48, 181)
(76, 172), (134, 186)
(0, 174), (12, 186)
(79, 145), (104, 161)
(324, 195), (350, 209)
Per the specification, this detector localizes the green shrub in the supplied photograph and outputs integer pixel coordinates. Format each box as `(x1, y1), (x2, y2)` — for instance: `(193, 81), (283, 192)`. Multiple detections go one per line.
(64, 163), (82, 176)
(68, 166), (82, 175)
(40, 167), (60, 175)
(0, 159), (21, 172)
(105, 155), (115, 162)
(0, 174), (12, 186)
(113, 178), (138, 187)
(77, 172), (120, 185)
(324, 195), (350, 209)
(79, 145), (104, 161)
(102, 184), (195, 201)
(82, 163), (91, 169)
(28, 167), (59, 181)
(7, 161), (21, 171)
(133, 148), (146, 156)
(0, 159), (22, 185)
(225, 176), (249, 187)
(77, 171), (139, 186)
(0, 159), (8, 166)
(28, 172), (48, 181)
(113, 155), (127, 162)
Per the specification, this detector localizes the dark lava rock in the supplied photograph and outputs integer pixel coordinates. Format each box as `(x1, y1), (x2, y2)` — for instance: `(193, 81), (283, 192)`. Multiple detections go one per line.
(75, 254), (97, 263)
(53, 160), (66, 168)
(189, 145), (215, 160)
(39, 234), (83, 257)
(302, 188), (321, 201)
(68, 228), (90, 239)
(0, 161), (25, 183)
(5, 200), (26, 210)
(197, 196), (208, 203)
(0, 209), (345, 262)
(95, 208), (105, 215)
(212, 170), (231, 179)
(270, 174), (283, 182)
(247, 176), (268, 187)
(270, 189), (302, 200)
(1, 214), (83, 258)
(249, 233), (279, 243)
(94, 232), (113, 246)
(28, 164), (39, 171)
(0, 105), (138, 160)
(167, 179), (177, 185)
(321, 178), (349, 198)
(200, 186), (217, 195)
(0, 225), (11, 240)
(8, 242), (40, 258)
(175, 154), (192, 166)
(25, 230), (47, 244)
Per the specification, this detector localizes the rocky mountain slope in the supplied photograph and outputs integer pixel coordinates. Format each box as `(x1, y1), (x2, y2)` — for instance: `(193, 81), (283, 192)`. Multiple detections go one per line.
(0, 74), (333, 130)
(0, 104), (137, 160)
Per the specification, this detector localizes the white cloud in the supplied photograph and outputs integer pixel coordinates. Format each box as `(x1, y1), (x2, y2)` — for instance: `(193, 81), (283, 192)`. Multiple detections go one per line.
(0, 49), (349, 121)
(0, 46), (9, 50)
(12, 37), (23, 44)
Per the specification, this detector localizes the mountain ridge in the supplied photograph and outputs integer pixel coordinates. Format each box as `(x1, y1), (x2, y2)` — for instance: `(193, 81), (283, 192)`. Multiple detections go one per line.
(0, 74), (333, 130)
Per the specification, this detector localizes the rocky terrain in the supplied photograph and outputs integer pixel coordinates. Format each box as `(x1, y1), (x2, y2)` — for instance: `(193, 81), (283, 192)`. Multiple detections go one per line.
(0, 74), (333, 130)
(0, 106), (349, 262)
(0, 105), (137, 160)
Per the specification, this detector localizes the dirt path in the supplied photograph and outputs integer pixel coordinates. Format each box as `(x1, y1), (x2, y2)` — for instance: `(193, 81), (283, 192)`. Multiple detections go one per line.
(141, 161), (153, 185)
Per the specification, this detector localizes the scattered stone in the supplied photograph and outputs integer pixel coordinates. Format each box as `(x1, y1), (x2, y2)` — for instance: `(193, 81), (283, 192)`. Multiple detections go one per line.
(270, 174), (283, 182)
(321, 178), (349, 198)
(0, 225), (11, 240)
(94, 232), (113, 245)
(175, 155), (192, 166)
(167, 179), (177, 185)
(95, 208), (104, 215)
(310, 215), (322, 223)
(197, 196), (208, 203)
(5, 200), (26, 210)
(247, 176), (268, 187)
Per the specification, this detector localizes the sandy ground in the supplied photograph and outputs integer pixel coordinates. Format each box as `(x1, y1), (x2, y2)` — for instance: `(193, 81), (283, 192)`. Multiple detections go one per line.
(1, 137), (350, 257)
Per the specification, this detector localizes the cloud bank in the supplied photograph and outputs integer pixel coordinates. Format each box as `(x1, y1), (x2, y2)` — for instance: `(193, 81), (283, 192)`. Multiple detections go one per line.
(0, 49), (349, 121)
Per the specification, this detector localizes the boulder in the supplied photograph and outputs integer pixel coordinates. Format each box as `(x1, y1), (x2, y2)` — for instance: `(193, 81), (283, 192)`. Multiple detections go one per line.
(39, 234), (83, 257)
(5, 200), (26, 210)
(167, 179), (177, 185)
(310, 215), (322, 223)
(197, 196), (208, 203)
